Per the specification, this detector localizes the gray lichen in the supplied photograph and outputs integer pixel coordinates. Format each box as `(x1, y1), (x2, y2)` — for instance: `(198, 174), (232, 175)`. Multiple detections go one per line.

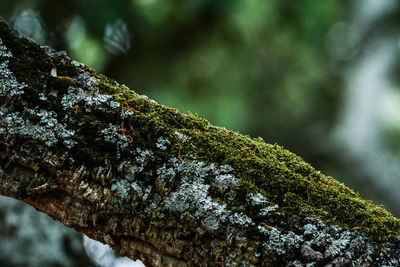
(261, 227), (290, 255)
(0, 59), (27, 96)
(75, 72), (99, 91)
(134, 148), (154, 169)
(111, 179), (131, 199)
(120, 109), (134, 119)
(1, 109), (76, 148)
(112, 147), (252, 232)
(158, 158), (252, 231)
(140, 94), (158, 104)
(38, 92), (47, 100)
(211, 173), (238, 194)
(247, 192), (269, 206)
(174, 130), (189, 141)
(100, 123), (129, 158)
(61, 86), (115, 112)
(259, 204), (279, 217)
(0, 37), (26, 95)
(155, 136), (170, 151)
(325, 231), (352, 257)
(0, 37), (12, 58)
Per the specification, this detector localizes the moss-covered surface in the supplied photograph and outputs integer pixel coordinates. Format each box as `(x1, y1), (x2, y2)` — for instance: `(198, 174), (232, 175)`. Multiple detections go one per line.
(1, 18), (400, 264)
(92, 58), (400, 244)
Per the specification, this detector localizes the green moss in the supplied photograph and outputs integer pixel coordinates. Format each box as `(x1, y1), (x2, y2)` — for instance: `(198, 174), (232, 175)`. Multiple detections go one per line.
(69, 114), (115, 167)
(178, 128), (400, 242)
(48, 76), (76, 90)
(76, 146), (111, 165)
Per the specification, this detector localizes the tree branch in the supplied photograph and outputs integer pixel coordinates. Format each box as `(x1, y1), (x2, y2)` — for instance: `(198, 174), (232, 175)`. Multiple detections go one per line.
(1, 19), (400, 266)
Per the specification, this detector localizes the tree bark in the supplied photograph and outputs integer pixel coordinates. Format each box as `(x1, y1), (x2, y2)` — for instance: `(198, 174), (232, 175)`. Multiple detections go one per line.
(1, 19), (400, 266)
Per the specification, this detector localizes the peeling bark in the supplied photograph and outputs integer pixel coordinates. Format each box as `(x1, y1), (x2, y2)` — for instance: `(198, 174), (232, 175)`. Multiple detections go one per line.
(1, 19), (400, 266)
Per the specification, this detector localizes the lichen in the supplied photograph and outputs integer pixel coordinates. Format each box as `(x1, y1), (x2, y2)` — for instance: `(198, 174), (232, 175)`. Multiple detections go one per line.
(134, 148), (154, 168)
(155, 136), (170, 151)
(0, 54), (27, 96)
(120, 109), (134, 119)
(255, 215), (383, 265)
(1, 109), (76, 148)
(157, 159), (254, 231)
(112, 151), (252, 232)
(140, 94), (158, 104)
(174, 130), (189, 141)
(61, 85), (115, 112)
(261, 227), (288, 255)
(246, 192), (269, 206)
(38, 92), (47, 100)
(325, 231), (352, 257)
(100, 123), (129, 158)
(111, 179), (131, 199)
(0, 37), (12, 58)
(259, 204), (279, 217)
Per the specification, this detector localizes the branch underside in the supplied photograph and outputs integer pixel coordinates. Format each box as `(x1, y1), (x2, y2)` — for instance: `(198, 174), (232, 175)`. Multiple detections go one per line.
(1, 19), (400, 266)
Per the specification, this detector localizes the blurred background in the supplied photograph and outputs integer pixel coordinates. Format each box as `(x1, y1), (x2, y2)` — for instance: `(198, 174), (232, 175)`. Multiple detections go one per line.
(1, 0), (400, 266)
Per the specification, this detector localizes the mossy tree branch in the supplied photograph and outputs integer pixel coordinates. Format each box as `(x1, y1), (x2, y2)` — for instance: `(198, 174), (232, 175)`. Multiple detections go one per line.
(1, 19), (400, 266)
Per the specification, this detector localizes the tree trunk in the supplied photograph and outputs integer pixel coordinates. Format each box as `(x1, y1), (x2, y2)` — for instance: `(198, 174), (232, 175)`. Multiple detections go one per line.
(1, 19), (400, 266)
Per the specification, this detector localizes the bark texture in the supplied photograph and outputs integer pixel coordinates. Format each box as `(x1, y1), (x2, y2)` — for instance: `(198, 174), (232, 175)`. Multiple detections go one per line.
(1, 19), (400, 266)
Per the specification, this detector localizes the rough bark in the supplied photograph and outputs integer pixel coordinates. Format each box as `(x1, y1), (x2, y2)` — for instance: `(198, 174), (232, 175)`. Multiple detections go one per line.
(1, 19), (400, 266)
